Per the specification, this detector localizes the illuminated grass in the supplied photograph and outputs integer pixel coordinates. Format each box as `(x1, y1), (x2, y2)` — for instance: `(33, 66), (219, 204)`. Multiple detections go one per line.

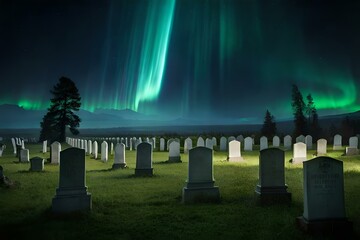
(0, 140), (359, 240)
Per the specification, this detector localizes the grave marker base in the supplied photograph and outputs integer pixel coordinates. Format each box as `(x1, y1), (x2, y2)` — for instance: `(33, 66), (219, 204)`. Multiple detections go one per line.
(112, 163), (127, 169)
(255, 185), (291, 205)
(167, 156), (182, 163)
(135, 168), (153, 177)
(52, 187), (92, 213)
(182, 186), (220, 204)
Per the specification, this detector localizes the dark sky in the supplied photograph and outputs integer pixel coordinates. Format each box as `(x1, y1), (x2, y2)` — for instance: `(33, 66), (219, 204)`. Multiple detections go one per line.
(1, 0), (360, 124)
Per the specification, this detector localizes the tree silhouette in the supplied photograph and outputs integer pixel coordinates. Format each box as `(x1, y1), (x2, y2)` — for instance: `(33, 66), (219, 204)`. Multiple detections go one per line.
(39, 77), (81, 142)
(306, 94), (322, 140)
(291, 84), (307, 137)
(261, 109), (277, 139)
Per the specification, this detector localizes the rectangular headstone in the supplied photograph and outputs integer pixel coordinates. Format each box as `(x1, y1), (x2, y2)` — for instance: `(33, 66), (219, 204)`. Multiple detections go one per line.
(168, 141), (181, 163)
(113, 143), (127, 169)
(30, 157), (44, 171)
(135, 142), (153, 176)
(317, 139), (327, 156)
(228, 140), (243, 162)
(293, 142), (307, 164)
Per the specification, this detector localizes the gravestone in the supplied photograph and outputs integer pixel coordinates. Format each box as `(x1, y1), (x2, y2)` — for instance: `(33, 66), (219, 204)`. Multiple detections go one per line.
(228, 140), (243, 162)
(212, 137), (217, 146)
(220, 137), (227, 151)
(0, 144), (5, 157)
(305, 135), (313, 150)
(317, 139), (327, 156)
(21, 140), (25, 149)
(135, 142), (153, 176)
(236, 135), (244, 142)
(11, 138), (16, 155)
(93, 141), (98, 159)
(152, 137), (156, 149)
(101, 141), (108, 162)
(349, 136), (358, 148)
(272, 136), (280, 147)
(293, 142), (307, 164)
(168, 141), (181, 162)
(296, 135), (305, 143)
(260, 136), (268, 151)
(296, 157), (352, 235)
(16, 144), (22, 158)
(113, 143), (127, 169)
(197, 137), (205, 147)
(284, 135), (292, 150)
(182, 147), (220, 204)
(160, 138), (165, 151)
(110, 142), (114, 155)
(333, 134), (342, 150)
(30, 157), (44, 171)
(244, 137), (253, 151)
(228, 136), (236, 143)
(88, 140), (92, 155)
(346, 136), (359, 156)
(51, 141), (61, 164)
(20, 149), (29, 163)
(205, 138), (213, 149)
(52, 148), (92, 213)
(255, 148), (291, 205)
(42, 140), (47, 153)
(184, 137), (192, 154)
(84, 140), (88, 153)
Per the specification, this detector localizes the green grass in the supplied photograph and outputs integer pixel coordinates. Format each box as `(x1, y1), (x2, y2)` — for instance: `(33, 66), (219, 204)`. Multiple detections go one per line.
(0, 140), (359, 240)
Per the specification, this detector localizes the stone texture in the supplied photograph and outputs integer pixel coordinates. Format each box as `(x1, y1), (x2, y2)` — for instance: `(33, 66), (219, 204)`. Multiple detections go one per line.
(293, 142), (307, 164)
(113, 143), (127, 169)
(51, 141), (61, 164)
(135, 142), (153, 176)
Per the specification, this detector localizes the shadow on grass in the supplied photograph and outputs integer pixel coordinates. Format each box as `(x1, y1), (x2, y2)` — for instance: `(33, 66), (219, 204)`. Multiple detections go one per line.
(153, 160), (184, 165)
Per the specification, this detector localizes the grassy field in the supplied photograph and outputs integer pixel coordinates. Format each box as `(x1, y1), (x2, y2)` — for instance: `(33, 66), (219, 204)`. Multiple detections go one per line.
(0, 139), (359, 240)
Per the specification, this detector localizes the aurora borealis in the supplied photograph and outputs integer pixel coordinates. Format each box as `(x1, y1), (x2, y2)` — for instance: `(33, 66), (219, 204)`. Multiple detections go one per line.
(1, 0), (360, 125)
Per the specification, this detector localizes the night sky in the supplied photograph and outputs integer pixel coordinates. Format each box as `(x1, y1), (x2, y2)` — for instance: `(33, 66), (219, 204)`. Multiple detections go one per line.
(1, 0), (360, 125)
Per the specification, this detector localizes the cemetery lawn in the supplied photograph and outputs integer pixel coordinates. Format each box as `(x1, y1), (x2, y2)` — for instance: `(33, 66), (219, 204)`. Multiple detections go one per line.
(0, 141), (359, 240)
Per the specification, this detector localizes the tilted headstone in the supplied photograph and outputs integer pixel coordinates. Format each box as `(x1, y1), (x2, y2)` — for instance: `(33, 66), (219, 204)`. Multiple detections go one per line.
(51, 141), (61, 164)
(317, 139), (327, 156)
(293, 142), (307, 164)
(42, 140), (47, 153)
(52, 148), (92, 213)
(244, 137), (253, 151)
(272, 136), (280, 147)
(101, 141), (108, 162)
(160, 138), (165, 151)
(260, 136), (268, 151)
(197, 137), (205, 147)
(20, 149), (29, 163)
(296, 157), (352, 234)
(284, 135), (292, 150)
(182, 147), (220, 204)
(296, 135), (305, 143)
(93, 141), (98, 159)
(11, 138), (16, 155)
(333, 134), (342, 150)
(113, 143), (127, 169)
(168, 141), (181, 163)
(135, 142), (153, 176)
(184, 137), (192, 154)
(305, 135), (313, 150)
(228, 140), (243, 162)
(220, 137), (227, 151)
(30, 157), (44, 171)
(255, 148), (291, 205)
(205, 138), (213, 149)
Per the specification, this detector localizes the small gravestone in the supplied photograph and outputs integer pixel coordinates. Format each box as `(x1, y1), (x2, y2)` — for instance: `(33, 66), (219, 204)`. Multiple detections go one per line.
(42, 140), (47, 153)
(293, 142), (307, 164)
(296, 157), (352, 235)
(113, 143), (126, 169)
(255, 148), (291, 205)
(212, 137), (217, 146)
(160, 138), (165, 151)
(305, 135), (313, 150)
(197, 137), (204, 147)
(20, 149), (29, 163)
(110, 142), (114, 155)
(52, 148), (92, 213)
(93, 141), (98, 159)
(205, 138), (213, 149)
(284, 135), (292, 150)
(346, 136), (359, 156)
(184, 137), (192, 154)
(182, 147), (220, 204)
(51, 141), (61, 164)
(244, 137), (253, 151)
(260, 136), (268, 151)
(152, 137), (156, 149)
(220, 137), (227, 151)
(88, 140), (92, 155)
(135, 142), (153, 176)
(84, 140), (88, 153)
(236, 135), (244, 142)
(228, 140), (243, 162)
(16, 144), (22, 158)
(228, 136), (236, 142)
(296, 135), (305, 143)
(333, 134), (342, 150)
(30, 157), (44, 171)
(317, 139), (327, 156)
(101, 141), (108, 162)
(272, 136), (280, 147)
(11, 138), (16, 155)
(0, 144), (5, 157)
(168, 141), (181, 162)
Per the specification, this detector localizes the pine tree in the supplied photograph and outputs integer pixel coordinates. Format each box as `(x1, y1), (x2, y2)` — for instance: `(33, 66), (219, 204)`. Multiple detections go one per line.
(39, 77), (81, 142)
(291, 84), (307, 136)
(306, 94), (321, 140)
(261, 110), (277, 139)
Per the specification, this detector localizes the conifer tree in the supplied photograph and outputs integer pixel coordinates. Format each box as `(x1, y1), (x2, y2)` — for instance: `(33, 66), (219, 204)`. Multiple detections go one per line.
(261, 109), (277, 139)
(291, 84), (307, 136)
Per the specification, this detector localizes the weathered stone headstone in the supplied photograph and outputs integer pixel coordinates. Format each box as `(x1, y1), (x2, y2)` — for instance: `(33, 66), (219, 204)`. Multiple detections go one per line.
(272, 136), (280, 147)
(305, 135), (313, 150)
(293, 142), (307, 164)
(205, 138), (213, 149)
(160, 138), (165, 151)
(228, 136), (236, 143)
(255, 148), (291, 205)
(135, 142), (153, 176)
(333, 134), (342, 150)
(51, 141), (61, 164)
(296, 157), (352, 235)
(88, 140), (92, 155)
(284, 135), (292, 150)
(346, 136), (359, 155)
(11, 138), (16, 155)
(197, 137), (204, 147)
(184, 137), (192, 154)
(20, 149), (29, 163)
(110, 142), (114, 155)
(84, 140), (88, 153)
(182, 147), (220, 204)
(349, 136), (358, 148)
(296, 135), (305, 143)
(101, 141), (108, 162)
(244, 137), (253, 151)
(228, 140), (243, 162)
(52, 148), (92, 213)
(168, 141), (181, 163)
(0, 144), (5, 157)
(260, 136), (268, 151)
(152, 137), (156, 149)
(236, 135), (244, 142)
(93, 141), (98, 159)
(220, 137), (227, 151)
(212, 137), (217, 146)
(317, 139), (327, 156)
(21, 140), (25, 149)
(30, 157), (44, 171)
(42, 140), (47, 153)
(113, 143), (127, 169)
